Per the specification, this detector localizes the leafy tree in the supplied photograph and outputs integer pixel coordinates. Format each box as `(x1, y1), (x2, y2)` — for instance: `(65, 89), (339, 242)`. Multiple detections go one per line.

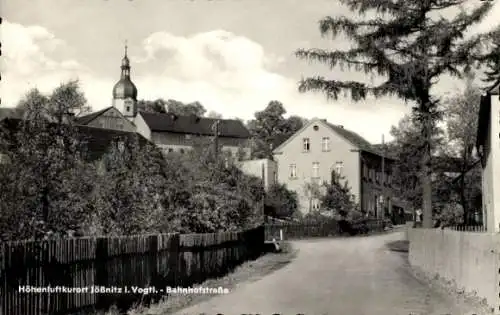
(137, 99), (167, 113)
(137, 99), (208, 116)
(442, 74), (482, 224)
(16, 80), (90, 121)
(264, 184), (299, 219)
(166, 99), (206, 116)
(161, 137), (263, 233)
(320, 172), (357, 218)
(207, 110), (223, 119)
(389, 114), (444, 214)
(97, 136), (167, 235)
(296, 0), (495, 228)
(0, 89), (95, 240)
(247, 101), (306, 159)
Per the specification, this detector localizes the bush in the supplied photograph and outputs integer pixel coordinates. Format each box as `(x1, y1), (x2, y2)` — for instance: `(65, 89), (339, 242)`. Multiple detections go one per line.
(0, 119), (266, 240)
(320, 172), (359, 220)
(264, 183), (299, 220)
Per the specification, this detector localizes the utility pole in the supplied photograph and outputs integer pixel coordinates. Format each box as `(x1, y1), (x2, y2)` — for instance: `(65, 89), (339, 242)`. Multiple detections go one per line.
(212, 120), (220, 162)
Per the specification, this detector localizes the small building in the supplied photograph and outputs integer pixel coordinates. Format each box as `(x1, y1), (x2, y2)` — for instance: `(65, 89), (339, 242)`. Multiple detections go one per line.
(237, 158), (278, 191)
(476, 80), (500, 232)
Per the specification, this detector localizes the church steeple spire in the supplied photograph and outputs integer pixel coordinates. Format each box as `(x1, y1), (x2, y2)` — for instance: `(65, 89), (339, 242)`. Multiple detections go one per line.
(120, 40), (131, 78)
(112, 41), (138, 118)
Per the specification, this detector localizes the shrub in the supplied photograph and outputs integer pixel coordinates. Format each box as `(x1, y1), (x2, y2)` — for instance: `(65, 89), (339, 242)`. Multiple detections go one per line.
(264, 183), (299, 220)
(320, 172), (358, 219)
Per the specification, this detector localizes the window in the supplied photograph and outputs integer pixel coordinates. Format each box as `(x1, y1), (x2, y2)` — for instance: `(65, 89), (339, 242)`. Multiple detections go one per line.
(303, 138), (310, 152)
(363, 164), (368, 178)
(312, 198), (321, 210)
(335, 161), (343, 175)
(387, 173), (392, 186)
(312, 162), (320, 178)
(126, 106), (130, 112)
(289, 164), (297, 178)
(168, 148), (173, 153)
(322, 137), (330, 151)
(180, 148), (185, 154)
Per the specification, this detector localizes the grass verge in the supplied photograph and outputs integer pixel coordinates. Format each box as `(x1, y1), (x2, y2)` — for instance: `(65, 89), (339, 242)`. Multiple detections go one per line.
(96, 242), (297, 315)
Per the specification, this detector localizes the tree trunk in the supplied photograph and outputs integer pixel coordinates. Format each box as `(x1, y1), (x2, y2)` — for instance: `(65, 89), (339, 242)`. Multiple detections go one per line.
(460, 171), (468, 225)
(421, 114), (433, 229)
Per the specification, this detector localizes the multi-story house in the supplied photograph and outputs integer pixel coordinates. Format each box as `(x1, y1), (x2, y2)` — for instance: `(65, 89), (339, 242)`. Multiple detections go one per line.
(476, 80), (500, 232)
(273, 118), (402, 217)
(76, 45), (252, 159)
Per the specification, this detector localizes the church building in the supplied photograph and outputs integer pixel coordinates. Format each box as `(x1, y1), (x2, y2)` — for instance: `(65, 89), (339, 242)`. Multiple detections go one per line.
(76, 45), (252, 159)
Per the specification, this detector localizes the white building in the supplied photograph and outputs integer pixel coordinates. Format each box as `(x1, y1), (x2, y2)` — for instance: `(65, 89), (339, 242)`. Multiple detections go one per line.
(476, 80), (500, 232)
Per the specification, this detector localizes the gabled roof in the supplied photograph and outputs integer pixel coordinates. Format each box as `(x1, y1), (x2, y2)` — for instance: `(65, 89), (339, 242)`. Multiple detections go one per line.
(139, 111), (251, 138)
(74, 106), (113, 125)
(272, 118), (392, 159)
(1, 118), (153, 162)
(324, 121), (374, 153)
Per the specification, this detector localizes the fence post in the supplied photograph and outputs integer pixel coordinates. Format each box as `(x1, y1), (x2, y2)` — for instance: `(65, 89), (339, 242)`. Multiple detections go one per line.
(167, 234), (180, 287)
(148, 235), (158, 288)
(95, 237), (109, 310)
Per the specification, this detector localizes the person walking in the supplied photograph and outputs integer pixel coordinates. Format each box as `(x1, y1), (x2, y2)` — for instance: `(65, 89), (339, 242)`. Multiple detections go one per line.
(415, 208), (423, 228)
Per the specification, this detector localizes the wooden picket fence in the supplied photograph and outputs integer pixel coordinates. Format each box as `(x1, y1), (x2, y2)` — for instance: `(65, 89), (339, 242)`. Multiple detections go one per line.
(0, 226), (264, 315)
(265, 219), (386, 241)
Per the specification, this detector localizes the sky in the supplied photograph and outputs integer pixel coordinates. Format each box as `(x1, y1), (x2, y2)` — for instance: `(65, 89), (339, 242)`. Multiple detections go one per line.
(1, 0), (499, 143)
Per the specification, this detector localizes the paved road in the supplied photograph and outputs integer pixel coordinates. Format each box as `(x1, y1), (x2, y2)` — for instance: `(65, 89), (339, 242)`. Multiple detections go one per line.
(174, 231), (478, 315)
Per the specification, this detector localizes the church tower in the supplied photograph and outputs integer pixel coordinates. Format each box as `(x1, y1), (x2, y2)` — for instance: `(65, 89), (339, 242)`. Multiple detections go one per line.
(112, 42), (138, 119)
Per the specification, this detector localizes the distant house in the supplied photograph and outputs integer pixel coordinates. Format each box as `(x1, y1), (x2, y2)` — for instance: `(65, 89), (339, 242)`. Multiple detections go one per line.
(237, 159), (278, 191)
(272, 118), (403, 217)
(74, 106), (136, 133)
(476, 80), (500, 232)
(75, 45), (252, 159)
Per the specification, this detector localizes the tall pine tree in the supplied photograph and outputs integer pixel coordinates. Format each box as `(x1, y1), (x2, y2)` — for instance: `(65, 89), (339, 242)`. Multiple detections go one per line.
(296, 0), (494, 228)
